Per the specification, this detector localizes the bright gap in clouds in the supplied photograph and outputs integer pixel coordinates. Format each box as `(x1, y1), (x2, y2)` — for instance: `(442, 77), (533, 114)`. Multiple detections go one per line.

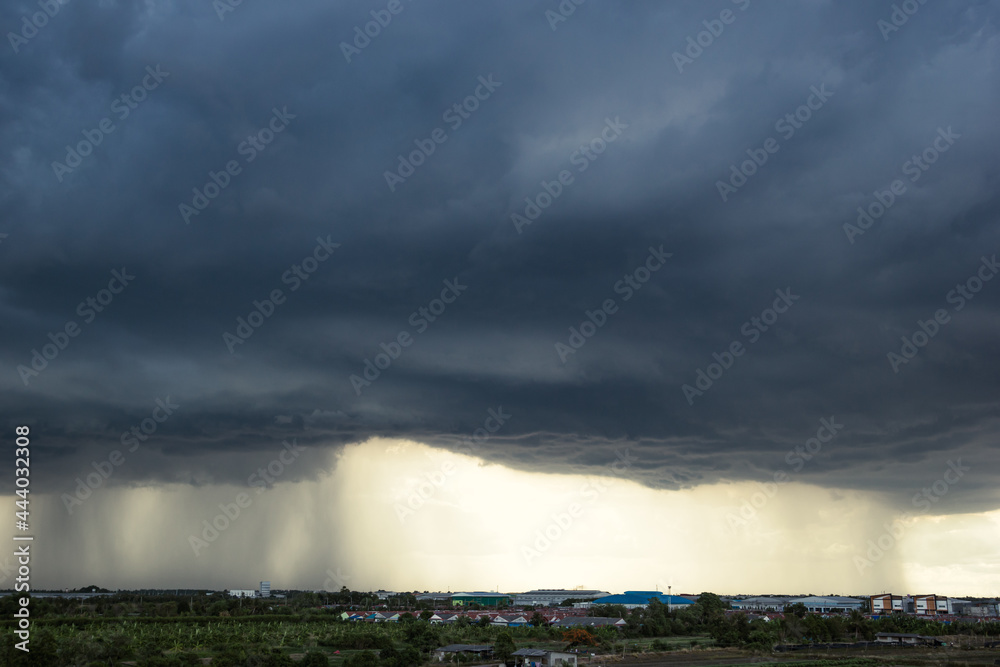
(10, 439), (1000, 595)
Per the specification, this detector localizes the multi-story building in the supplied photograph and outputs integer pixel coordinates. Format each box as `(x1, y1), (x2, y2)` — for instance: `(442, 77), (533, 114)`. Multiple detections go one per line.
(259, 581), (271, 598)
(913, 594), (966, 615)
(870, 594), (906, 613)
(914, 594), (944, 615)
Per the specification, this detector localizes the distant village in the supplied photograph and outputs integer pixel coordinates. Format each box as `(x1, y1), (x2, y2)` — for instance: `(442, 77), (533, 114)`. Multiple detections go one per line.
(10, 584), (1000, 665)
(219, 586), (1000, 623)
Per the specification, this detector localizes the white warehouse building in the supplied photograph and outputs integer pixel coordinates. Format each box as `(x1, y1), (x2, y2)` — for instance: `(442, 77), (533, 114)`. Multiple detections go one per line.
(513, 589), (610, 606)
(731, 596), (863, 613)
(795, 596), (865, 613)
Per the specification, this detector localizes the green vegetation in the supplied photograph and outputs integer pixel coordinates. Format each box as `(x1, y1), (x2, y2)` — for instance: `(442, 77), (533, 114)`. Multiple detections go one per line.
(1, 589), (997, 665)
(493, 629), (516, 663)
(0, 595), (576, 667)
(706, 608), (1000, 649)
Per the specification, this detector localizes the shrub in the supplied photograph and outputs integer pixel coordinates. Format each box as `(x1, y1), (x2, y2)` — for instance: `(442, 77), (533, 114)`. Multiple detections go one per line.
(302, 651), (331, 667)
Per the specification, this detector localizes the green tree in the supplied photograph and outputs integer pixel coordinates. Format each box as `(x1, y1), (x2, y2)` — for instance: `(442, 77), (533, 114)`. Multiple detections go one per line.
(588, 604), (627, 618)
(211, 647), (249, 667)
(493, 630), (516, 664)
(251, 648), (294, 666)
(301, 651), (331, 667)
(785, 602), (807, 618)
(345, 650), (380, 667)
(529, 612), (548, 627)
(693, 592), (727, 624)
(847, 609), (869, 640)
(0, 627), (60, 666)
(403, 618), (442, 652)
(709, 613), (750, 647)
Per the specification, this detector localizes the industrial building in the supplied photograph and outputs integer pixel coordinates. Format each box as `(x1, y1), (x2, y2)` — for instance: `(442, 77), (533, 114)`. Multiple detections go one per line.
(513, 589), (610, 606)
(730, 595), (863, 613)
(868, 593), (974, 616)
(511, 648), (578, 667)
(795, 596), (864, 613)
(451, 592), (512, 607)
(588, 591), (694, 610)
(433, 645), (493, 661)
(968, 601), (1000, 617)
(913, 594), (968, 615)
(870, 594), (907, 613)
(730, 596), (792, 612)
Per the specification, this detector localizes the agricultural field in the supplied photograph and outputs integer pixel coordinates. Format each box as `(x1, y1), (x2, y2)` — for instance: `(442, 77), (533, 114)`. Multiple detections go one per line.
(1, 591), (998, 667)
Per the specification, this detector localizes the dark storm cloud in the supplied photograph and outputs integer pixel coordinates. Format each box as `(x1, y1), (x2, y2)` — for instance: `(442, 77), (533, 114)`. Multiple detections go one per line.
(2, 0), (999, 516)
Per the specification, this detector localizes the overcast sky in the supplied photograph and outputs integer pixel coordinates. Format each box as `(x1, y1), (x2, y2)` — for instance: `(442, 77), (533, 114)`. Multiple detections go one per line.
(1, 0), (999, 596)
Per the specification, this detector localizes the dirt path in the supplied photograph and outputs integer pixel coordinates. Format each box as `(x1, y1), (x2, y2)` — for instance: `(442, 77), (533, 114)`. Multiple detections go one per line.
(603, 646), (1000, 667)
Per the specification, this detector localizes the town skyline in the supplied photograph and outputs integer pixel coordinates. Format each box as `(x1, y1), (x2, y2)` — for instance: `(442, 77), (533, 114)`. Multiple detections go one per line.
(3, 1), (1000, 604)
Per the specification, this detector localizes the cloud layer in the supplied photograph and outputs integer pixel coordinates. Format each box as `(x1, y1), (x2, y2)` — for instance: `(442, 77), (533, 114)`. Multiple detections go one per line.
(1, 0), (999, 589)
